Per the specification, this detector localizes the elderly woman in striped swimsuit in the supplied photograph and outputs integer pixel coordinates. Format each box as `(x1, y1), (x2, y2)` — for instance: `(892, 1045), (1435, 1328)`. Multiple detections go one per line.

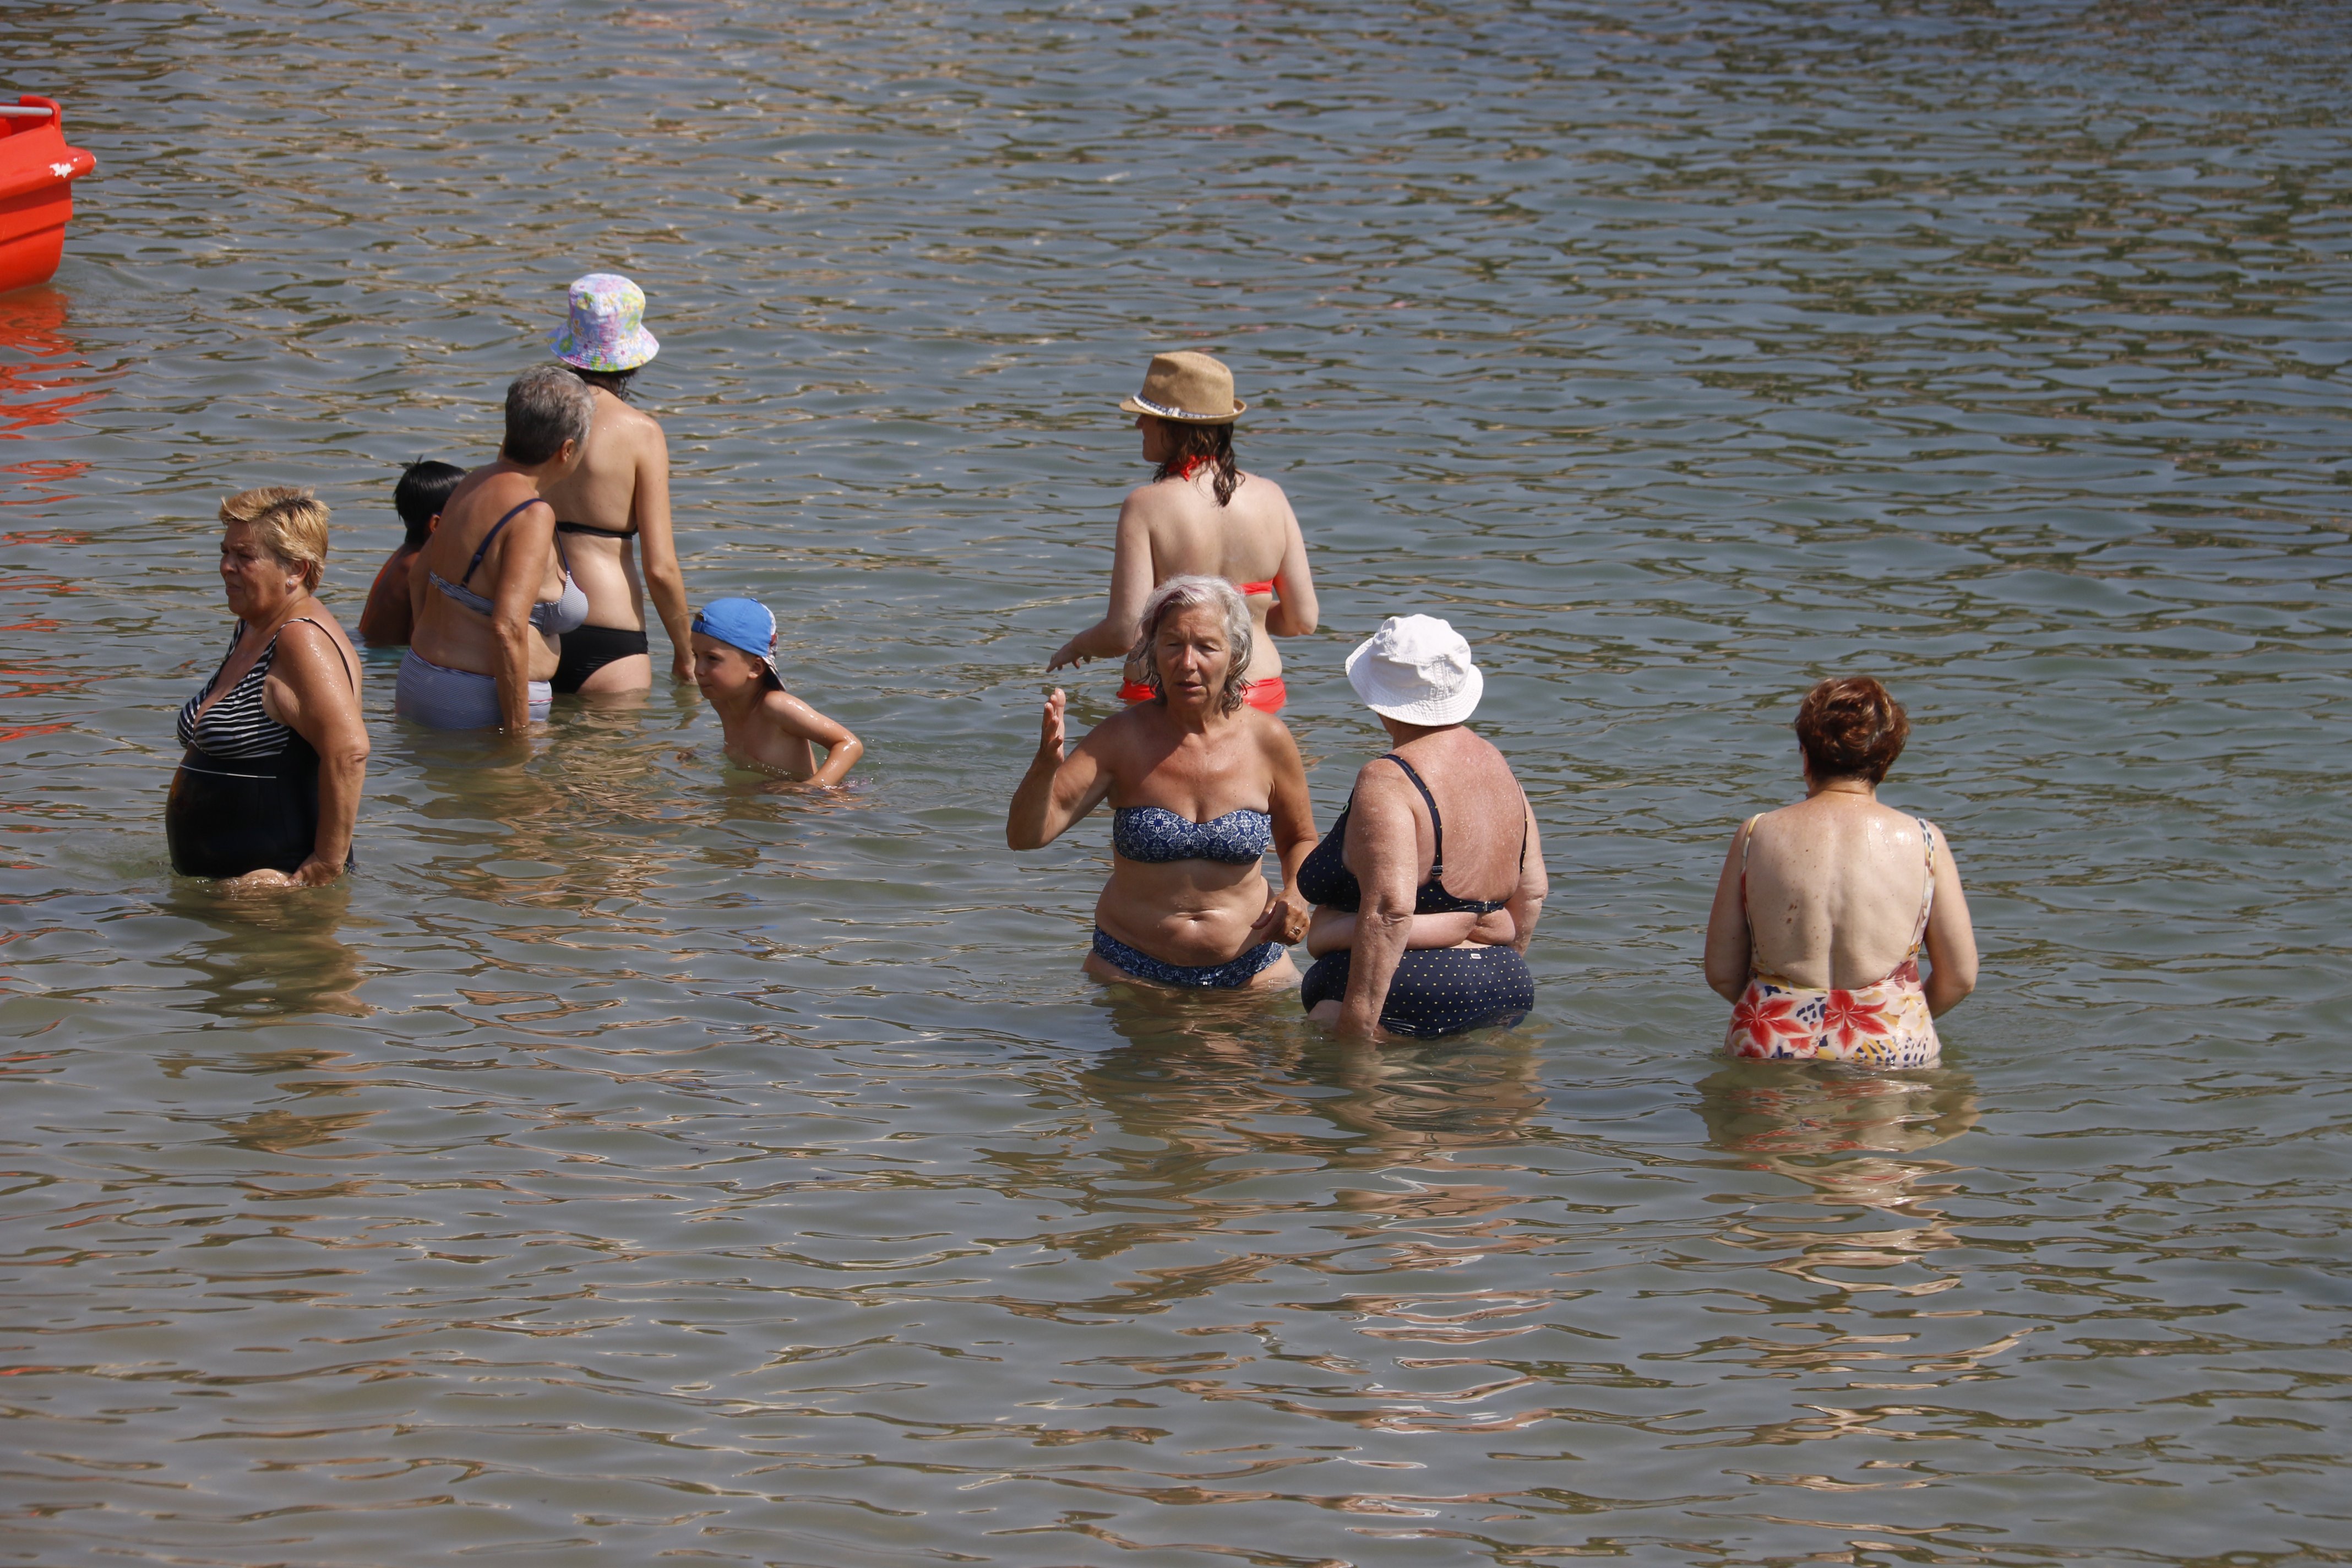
(1703, 677), (1980, 1066)
(167, 487), (368, 887)
(1047, 351), (1319, 714)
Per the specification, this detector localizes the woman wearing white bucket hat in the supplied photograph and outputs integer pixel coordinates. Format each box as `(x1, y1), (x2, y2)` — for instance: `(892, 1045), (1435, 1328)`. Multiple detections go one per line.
(1295, 615), (1548, 1038)
(541, 272), (695, 696)
(1046, 351), (1319, 714)
(1010, 576), (1317, 993)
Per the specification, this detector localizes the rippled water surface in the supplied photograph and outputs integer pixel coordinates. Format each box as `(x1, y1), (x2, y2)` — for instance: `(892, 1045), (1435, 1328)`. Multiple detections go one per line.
(4, 2), (2350, 1562)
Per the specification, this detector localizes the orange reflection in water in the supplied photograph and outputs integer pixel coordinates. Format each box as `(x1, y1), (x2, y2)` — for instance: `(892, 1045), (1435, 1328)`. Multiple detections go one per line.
(0, 287), (96, 520)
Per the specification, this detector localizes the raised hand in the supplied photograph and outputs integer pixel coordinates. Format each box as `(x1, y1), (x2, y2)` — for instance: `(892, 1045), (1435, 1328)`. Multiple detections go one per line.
(1039, 687), (1067, 757)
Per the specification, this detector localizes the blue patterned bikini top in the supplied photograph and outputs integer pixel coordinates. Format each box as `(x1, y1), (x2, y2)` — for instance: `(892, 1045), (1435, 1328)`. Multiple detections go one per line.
(1112, 805), (1273, 864)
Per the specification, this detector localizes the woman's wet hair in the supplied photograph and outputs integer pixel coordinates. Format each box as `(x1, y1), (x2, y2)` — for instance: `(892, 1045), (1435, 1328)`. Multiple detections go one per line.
(393, 460), (466, 549)
(503, 364), (595, 465)
(565, 364), (639, 402)
(1153, 418), (1244, 507)
(1129, 574), (1254, 715)
(1794, 676), (1910, 784)
(220, 486), (330, 589)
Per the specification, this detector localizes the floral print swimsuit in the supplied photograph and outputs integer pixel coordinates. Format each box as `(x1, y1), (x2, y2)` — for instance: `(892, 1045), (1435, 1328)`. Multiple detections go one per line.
(1726, 814), (1942, 1068)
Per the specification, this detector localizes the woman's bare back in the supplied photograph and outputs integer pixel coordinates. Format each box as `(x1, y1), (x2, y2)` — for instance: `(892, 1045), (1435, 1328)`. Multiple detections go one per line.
(1130, 470), (1304, 681)
(1741, 797), (1935, 990)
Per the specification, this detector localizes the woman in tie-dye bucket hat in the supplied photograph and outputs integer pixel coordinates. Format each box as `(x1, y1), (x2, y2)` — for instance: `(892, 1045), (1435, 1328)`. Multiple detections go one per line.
(542, 273), (695, 698)
(549, 273), (659, 373)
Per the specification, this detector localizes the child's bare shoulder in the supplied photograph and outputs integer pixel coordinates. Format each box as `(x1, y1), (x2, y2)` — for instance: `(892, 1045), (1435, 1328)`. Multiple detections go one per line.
(759, 687), (829, 731)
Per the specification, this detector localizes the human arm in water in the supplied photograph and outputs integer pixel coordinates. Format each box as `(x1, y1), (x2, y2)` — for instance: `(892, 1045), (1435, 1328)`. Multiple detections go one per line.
(766, 690), (864, 788)
(1244, 716), (1316, 948)
(1504, 789), (1548, 955)
(631, 433), (694, 683)
(489, 507), (557, 733)
(232, 618), (368, 889)
(1005, 689), (1115, 848)
(1047, 499), (1154, 672)
(1701, 816), (1756, 1003)
(1263, 487), (1319, 639)
(1332, 763), (1423, 1039)
(1921, 824), (1979, 1016)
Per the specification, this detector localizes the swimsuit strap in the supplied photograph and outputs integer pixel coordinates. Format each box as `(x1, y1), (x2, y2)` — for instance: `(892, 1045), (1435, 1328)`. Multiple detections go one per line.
(460, 498), (551, 587)
(1738, 813), (1763, 943)
(1380, 752), (1446, 875)
(1910, 816), (1938, 953)
(283, 616), (357, 693)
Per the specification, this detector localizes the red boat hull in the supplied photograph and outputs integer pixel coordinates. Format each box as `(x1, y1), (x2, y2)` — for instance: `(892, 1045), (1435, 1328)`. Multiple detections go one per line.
(0, 97), (96, 295)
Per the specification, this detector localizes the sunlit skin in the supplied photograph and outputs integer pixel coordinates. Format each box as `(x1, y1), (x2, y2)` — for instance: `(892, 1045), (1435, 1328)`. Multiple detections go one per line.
(408, 434), (583, 736)
(1010, 601), (1317, 989)
(196, 519), (368, 889)
(358, 513), (434, 647)
(690, 633), (863, 787)
(1047, 413), (1318, 685)
(1702, 753), (1979, 1014)
(543, 383), (693, 690)
(1303, 713), (1548, 1040)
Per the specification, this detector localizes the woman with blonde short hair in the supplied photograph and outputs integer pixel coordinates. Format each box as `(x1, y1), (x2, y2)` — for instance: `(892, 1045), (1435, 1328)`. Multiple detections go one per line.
(1703, 677), (1979, 1066)
(167, 486), (368, 885)
(1012, 575), (1317, 990)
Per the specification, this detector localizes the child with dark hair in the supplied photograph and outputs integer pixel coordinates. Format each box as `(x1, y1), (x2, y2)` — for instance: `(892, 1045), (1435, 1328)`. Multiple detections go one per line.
(357, 460), (465, 647)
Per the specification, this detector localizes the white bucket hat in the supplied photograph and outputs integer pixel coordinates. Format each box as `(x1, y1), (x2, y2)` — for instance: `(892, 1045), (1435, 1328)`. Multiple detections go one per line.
(1344, 614), (1484, 726)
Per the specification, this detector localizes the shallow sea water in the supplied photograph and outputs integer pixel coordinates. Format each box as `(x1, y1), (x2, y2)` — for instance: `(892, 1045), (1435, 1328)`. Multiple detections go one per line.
(4, 2), (2350, 1563)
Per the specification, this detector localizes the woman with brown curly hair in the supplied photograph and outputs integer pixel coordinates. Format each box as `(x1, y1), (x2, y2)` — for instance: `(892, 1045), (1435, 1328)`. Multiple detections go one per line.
(1702, 677), (1978, 1066)
(1047, 352), (1318, 713)
(1012, 576), (1316, 990)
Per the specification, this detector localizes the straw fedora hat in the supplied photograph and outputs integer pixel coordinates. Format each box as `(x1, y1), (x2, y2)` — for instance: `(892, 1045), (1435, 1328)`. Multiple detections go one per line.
(1118, 351), (1245, 424)
(1345, 615), (1484, 727)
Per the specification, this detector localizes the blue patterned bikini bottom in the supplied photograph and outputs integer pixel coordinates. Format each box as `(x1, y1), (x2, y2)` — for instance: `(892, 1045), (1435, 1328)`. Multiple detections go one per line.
(1090, 928), (1286, 990)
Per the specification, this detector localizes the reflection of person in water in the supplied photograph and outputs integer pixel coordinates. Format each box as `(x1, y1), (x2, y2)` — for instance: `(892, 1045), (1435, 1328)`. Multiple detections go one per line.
(1079, 989), (1544, 1170)
(1696, 1059), (1981, 1272)
(162, 876), (372, 1018)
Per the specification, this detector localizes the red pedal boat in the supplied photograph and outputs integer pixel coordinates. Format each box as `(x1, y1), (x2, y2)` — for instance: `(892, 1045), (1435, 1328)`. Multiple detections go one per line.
(0, 97), (96, 295)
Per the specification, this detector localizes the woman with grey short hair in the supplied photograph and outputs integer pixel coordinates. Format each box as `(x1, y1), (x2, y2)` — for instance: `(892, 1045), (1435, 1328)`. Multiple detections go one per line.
(1010, 575), (1318, 992)
(398, 367), (592, 731)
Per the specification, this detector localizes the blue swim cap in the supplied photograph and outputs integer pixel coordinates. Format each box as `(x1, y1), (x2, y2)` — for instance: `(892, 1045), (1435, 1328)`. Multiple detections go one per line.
(692, 597), (778, 680)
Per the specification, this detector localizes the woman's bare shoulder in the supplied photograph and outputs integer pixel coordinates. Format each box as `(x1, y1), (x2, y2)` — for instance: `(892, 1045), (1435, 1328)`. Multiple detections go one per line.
(276, 609), (358, 673)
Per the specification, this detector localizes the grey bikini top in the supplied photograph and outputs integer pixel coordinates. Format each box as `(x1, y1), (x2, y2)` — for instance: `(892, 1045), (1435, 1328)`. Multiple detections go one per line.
(428, 498), (589, 634)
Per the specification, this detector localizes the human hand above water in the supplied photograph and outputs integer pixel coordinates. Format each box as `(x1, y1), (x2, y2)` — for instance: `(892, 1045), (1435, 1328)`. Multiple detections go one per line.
(1248, 888), (1310, 948)
(1038, 688), (1066, 758)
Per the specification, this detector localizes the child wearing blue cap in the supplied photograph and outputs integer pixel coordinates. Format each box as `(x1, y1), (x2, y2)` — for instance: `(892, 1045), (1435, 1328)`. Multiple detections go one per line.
(689, 597), (864, 786)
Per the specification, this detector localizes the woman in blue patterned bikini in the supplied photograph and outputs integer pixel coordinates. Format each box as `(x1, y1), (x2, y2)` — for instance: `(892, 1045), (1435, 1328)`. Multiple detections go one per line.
(1008, 576), (1316, 990)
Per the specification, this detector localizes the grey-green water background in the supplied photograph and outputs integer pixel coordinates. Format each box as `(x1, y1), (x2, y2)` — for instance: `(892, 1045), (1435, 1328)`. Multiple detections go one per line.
(4, 2), (2349, 1564)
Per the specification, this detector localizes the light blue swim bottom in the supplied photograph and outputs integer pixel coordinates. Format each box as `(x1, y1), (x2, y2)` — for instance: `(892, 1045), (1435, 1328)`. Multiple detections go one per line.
(395, 649), (551, 731)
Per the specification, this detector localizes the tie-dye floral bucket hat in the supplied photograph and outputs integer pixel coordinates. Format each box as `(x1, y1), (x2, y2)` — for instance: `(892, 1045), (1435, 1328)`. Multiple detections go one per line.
(549, 273), (660, 373)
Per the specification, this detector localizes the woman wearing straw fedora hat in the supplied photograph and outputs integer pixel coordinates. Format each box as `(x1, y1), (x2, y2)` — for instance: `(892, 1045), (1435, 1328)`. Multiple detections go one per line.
(541, 272), (694, 695)
(1047, 351), (1318, 714)
(1011, 576), (1318, 993)
(1297, 616), (1548, 1038)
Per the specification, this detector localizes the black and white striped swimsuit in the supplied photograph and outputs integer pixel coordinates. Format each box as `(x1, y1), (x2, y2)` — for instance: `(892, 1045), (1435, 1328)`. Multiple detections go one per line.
(177, 620), (311, 761)
(166, 618), (355, 879)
